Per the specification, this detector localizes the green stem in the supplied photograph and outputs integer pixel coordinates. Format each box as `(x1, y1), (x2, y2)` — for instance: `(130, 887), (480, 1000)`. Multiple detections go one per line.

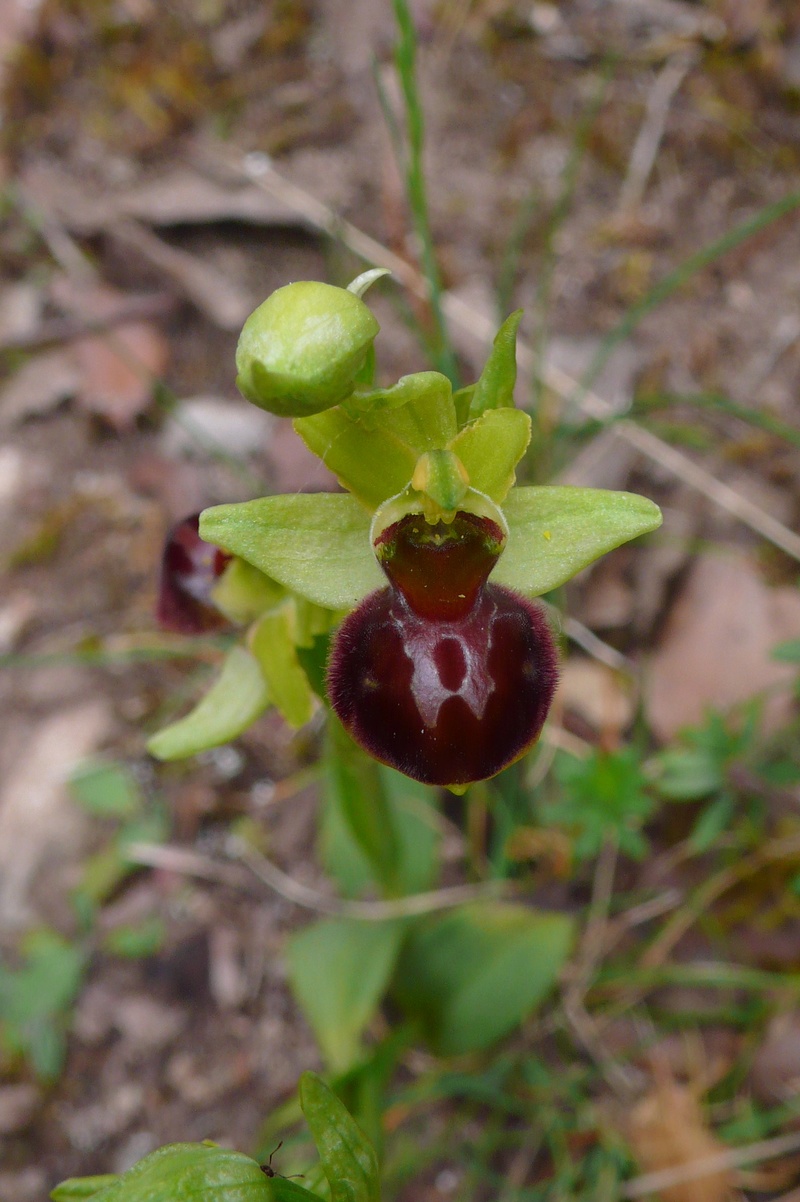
(391, 0), (460, 386)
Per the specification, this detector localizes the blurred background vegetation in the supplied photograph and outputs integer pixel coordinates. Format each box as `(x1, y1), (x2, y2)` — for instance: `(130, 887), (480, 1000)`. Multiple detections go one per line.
(1, 1), (800, 1199)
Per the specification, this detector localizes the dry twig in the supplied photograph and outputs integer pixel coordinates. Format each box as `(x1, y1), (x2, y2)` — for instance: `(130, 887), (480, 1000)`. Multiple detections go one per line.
(126, 839), (510, 920)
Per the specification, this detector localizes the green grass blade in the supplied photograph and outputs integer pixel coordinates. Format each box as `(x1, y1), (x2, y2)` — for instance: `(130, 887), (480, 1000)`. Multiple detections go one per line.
(572, 190), (800, 408)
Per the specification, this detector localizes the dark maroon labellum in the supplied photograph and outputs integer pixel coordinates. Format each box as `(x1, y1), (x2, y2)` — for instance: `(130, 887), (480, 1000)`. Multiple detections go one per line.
(157, 514), (232, 634)
(327, 511), (558, 787)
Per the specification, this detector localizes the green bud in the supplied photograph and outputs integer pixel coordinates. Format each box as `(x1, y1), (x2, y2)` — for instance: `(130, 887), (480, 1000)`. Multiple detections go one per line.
(236, 281), (380, 417)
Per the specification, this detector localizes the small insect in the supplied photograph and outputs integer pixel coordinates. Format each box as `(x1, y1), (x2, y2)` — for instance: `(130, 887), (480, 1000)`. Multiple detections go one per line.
(260, 1142), (304, 1180)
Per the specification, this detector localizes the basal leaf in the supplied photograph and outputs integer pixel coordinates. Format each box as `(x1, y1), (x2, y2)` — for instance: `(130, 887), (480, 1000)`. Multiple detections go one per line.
(68, 761), (142, 819)
(468, 309), (522, 420)
(288, 920), (404, 1073)
(146, 646), (270, 761)
(378, 766), (440, 896)
(51, 1176), (120, 1200)
(52, 1143), (271, 1202)
(250, 608), (315, 729)
(200, 496), (382, 610)
(449, 407), (531, 502)
(494, 486), (662, 597)
(300, 1072), (380, 1202)
(393, 901), (574, 1055)
(322, 724), (441, 899)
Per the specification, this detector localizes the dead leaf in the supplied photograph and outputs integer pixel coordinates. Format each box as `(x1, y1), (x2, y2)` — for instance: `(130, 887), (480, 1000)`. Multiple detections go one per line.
(0, 444), (27, 504)
(71, 319), (169, 430)
(264, 419), (338, 493)
(557, 657), (634, 743)
(0, 349), (80, 429)
(626, 1071), (734, 1202)
(20, 160), (308, 233)
(751, 1015), (800, 1105)
(0, 1084), (41, 1135)
(0, 702), (112, 928)
(0, 1168), (46, 1202)
(0, 592), (36, 652)
(160, 395), (269, 459)
(109, 219), (253, 329)
(0, 280), (43, 344)
(647, 553), (800, 740)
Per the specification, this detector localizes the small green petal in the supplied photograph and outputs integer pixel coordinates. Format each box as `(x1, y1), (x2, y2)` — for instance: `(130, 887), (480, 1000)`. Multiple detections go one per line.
(211, 558), (285, 624)
(448, 407), (531, 502)
(147, 646), (270, 761)
(250, 608), (315, 729)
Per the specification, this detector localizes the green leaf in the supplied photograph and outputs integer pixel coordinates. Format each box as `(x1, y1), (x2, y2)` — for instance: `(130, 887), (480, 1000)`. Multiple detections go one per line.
(449, 407), (531, 502)
(200, 496), (382, 610)
(75, 810), (168, 912)
(268, 1182), (325, 1202)
(53, 1143), (271, 1202)
(52, 1175), (120, 1200)
(146, 646), (270, 761)
(468, 309), (523, 420)
(300, 1072), (380, 1202)
(392, 901), (574, 1055)
(0, 930), (85, 1082)
(321, 761), (440, 900)
(288, 921), (404, 1073)
(652, 747), (724, 801)
(772, 638), (800, 664)
(689, 792), (736, 853)
(378, 767), (440, 896)
(546, 747), (655, 862)
(102, 917), (166, 959)
(296, 633), (333, 700)
(68, 761), (142, 819)
(494, 486), (662, 596)
(326, 719), (402, 895)
(250, 608), (315, 729)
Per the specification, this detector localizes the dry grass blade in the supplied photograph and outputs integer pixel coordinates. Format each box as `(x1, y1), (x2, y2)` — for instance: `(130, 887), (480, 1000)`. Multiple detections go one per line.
(210, 147), (800, 564)
(617, 50), (697, 214)
(643, 831), (800, 969)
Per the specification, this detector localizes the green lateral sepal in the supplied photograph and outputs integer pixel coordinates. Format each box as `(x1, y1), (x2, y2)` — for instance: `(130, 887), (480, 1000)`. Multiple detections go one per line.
(493, 485), (663, 597)
(200, 495), (382, 610)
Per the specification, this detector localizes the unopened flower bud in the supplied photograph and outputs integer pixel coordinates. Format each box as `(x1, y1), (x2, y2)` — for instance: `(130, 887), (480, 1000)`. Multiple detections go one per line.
(235, 281), (379, 417)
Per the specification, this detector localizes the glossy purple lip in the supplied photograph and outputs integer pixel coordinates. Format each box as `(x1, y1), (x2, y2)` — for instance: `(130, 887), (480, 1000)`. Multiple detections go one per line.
(156, 514), (232, 634)
(327, 511), (558, 786)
